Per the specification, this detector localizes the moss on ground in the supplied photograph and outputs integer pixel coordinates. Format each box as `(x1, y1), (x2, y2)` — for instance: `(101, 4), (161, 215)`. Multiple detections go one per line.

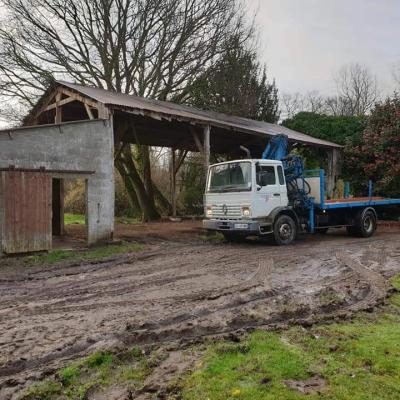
(23, 348), (151, 400)
(23, 241), (143, 266)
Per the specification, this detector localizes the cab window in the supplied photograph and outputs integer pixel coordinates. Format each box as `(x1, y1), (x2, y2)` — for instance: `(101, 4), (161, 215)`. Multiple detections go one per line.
(256, 165), (276, 186)
(277, 165), (285, 185)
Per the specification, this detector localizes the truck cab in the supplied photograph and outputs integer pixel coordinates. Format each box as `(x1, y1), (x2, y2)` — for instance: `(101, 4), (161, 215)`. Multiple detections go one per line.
(203, 159), (297, 244)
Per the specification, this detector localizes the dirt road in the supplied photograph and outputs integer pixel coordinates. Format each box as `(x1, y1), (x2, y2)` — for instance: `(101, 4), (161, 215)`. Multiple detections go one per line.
(1, 228), (400, 398)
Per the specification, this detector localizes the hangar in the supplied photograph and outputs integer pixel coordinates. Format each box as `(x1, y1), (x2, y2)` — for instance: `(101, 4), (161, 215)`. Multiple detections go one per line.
(0, 81), (341, 254)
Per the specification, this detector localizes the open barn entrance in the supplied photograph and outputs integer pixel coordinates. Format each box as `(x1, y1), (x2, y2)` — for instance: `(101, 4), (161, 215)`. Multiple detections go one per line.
(52, 177), (88, 246)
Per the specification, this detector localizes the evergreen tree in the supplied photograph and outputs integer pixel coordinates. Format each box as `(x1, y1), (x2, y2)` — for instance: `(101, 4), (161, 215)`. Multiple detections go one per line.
(190, 35), (279, 123)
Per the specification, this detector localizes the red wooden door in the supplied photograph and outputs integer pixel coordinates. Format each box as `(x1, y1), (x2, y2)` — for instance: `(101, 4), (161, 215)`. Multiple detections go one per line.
(0, 171), (52, 254)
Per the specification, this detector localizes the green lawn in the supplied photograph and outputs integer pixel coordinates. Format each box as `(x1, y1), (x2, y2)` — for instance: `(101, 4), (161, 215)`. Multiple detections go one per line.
(180, 275), (400, 400)
(64, 213), (85, 225)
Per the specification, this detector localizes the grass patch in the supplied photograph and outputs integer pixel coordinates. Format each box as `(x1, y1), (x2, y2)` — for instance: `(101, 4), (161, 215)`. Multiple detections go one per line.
(180, 274), (400, 400)
(85, 351), (114, 369)
(24, 380), (63, 400)
(23, 347), (152, 400)
(65, 214), (141, 225)
(64, 213), (85, 225)
(115, 216), (141, 225)
(199, 231), (225, 243)
(24, 241), (143, 267)
(59, 366), (80, 386)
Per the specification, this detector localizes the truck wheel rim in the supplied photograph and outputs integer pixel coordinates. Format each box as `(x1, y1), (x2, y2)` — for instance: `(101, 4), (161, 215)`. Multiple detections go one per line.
(279, 223), (292, 240)
(364, 216), (373, 232)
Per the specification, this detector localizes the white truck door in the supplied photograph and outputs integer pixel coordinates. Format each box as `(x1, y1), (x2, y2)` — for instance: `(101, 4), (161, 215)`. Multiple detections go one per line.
(254, 163), (281, 216)
(277, 165), (289, 206)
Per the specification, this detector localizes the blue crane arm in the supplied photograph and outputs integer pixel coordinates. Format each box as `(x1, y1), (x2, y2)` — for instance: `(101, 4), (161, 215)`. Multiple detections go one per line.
(261, 134), (289, 161)
(261, 134), (313, 209)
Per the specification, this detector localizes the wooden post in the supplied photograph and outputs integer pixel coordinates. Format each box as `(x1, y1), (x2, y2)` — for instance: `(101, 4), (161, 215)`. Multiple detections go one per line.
(170, 148), (177, 217)
(203, 125), (211, 171)
(54, 92), (62, 124)
(52, 178), (65, 236)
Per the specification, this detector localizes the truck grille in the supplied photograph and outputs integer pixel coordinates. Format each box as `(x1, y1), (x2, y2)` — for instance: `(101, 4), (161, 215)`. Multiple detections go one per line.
(212, 204), (242, 219)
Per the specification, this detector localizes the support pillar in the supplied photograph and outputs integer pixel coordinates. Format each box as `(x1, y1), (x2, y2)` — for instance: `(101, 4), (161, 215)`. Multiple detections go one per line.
(170, 148), (177, 217)
(203, 125), (211, 170)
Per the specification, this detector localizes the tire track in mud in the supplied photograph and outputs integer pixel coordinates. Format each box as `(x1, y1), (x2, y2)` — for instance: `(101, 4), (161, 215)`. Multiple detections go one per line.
(1, 232), (400, 399)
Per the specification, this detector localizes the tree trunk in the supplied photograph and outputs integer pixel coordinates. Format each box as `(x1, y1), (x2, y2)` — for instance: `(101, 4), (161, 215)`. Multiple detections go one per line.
(120, 146), (160, 221)
(153, 183), (172, 215)
(139, 145), (156, 208)
(115, 158), (141, 213)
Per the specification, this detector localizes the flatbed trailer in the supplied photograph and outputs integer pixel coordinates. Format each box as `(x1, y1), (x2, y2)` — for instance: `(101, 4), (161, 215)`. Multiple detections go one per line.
(322, 197), (400, 209)
(306, 169), (400, 235)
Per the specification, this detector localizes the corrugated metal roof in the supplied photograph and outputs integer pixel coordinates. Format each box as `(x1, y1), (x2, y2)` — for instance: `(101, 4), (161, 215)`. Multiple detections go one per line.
(57, 80), (341, 149)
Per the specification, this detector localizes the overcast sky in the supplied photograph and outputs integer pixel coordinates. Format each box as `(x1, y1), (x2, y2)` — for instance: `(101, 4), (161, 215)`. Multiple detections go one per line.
(247, 0), (400, 96)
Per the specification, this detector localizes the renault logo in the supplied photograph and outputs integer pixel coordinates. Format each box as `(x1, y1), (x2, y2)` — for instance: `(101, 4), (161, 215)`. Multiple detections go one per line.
(222, 204), (228, 215)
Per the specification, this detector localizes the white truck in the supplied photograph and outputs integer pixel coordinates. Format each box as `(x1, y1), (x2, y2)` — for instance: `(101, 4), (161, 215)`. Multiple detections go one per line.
(202, 157), (400, 245)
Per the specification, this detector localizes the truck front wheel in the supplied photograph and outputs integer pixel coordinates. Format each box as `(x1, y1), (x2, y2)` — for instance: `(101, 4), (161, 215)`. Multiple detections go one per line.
(273, 215), (297, 245)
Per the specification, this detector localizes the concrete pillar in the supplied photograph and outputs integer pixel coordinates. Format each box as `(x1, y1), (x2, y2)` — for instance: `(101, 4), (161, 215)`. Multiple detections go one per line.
(86, 175), (115, 245)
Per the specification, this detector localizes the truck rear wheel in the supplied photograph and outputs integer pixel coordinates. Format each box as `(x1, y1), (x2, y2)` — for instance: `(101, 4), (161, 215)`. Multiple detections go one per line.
(273, 215), (297, 245)
(347, 209), (377, 238)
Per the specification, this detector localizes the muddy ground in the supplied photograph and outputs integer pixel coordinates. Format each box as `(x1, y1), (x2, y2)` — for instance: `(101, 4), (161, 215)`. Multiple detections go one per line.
(0, 223), (400, 399)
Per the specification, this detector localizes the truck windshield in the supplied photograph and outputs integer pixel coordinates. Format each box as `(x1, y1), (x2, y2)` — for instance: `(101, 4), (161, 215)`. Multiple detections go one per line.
(207, 162), (252, 193)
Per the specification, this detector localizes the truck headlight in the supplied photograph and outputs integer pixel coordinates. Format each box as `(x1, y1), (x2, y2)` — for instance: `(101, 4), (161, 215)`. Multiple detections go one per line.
(242, 206), (251, 217)
(206, 206), (213, 217)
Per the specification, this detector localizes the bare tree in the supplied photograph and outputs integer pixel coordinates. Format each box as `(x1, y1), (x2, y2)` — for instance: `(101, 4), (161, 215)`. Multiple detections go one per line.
(280, 92), (306, 119)
(305, 90), (326, 113)
(323, 96), (351, 116)
(334, 63), (378, 115)
(0, 0), (253, 220)
(281, 90), (328, 119)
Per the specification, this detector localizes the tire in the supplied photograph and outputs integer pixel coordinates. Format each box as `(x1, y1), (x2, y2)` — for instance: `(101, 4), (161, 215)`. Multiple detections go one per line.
(273, 214), (297, 245)
(347, 209), (377, 238)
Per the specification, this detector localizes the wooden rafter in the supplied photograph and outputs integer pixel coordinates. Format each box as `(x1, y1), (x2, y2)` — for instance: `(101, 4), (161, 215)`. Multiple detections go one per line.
(84, 104), (94, 120)
(31, 89), (59, 122)
(58, 88), (99, 109)
(32, 86), (109, 123)
(55, 92), (62, 124)
(44, 96), (76, 111)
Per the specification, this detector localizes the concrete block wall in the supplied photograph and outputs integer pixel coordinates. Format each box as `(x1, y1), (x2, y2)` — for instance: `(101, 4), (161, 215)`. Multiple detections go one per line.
(0, 119), (115, 247)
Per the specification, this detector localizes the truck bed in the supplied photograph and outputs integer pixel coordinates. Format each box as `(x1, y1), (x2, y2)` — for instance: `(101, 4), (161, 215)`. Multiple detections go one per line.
(319, 197), (400, 209)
